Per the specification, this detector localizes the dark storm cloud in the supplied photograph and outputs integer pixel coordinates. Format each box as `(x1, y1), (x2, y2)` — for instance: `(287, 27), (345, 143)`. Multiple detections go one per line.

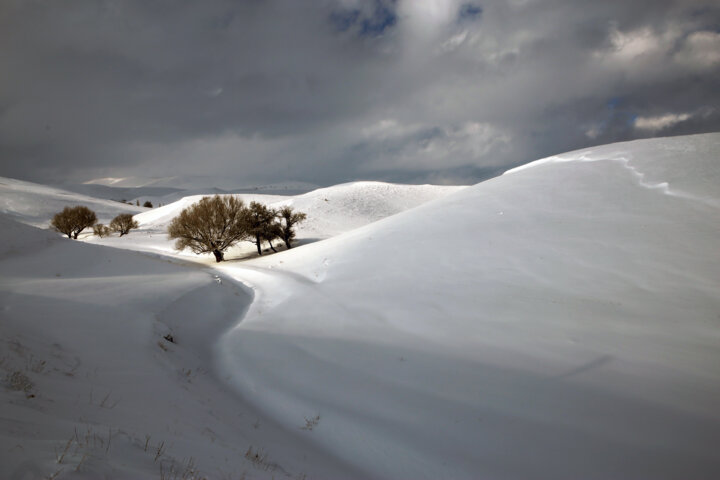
(0, 0), (718, 186)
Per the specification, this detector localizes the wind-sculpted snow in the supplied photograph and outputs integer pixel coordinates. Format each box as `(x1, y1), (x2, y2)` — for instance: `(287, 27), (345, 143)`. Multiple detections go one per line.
(217, 133), (720, 479)
(1, 133), (719, 478)
(505, 132), (720, 207)
(0, 177), (466, 477)
(0, 214), (357, 478)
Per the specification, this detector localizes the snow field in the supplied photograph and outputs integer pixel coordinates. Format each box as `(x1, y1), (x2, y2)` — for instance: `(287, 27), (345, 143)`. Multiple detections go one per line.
(0, 178), (464, 478)
(1, 132), (719, 478)
(0, 215), (358, 479)
(89, 181), (466, 260)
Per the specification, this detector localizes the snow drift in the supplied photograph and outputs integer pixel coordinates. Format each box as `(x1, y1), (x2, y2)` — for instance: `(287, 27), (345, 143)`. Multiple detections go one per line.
(0, 213), (357, 479)
(217, 133), (720, 479)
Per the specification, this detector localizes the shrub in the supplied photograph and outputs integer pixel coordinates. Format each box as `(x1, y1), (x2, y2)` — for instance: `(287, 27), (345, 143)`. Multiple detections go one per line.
(93, 223), (111, 237)
(51, 206), (97, 239)
(246, 202), (279, 255)
(109, 213), (139, 236)
(6, 371), (33, 396)
(277, 206), (307, 249)
(143, 200), (153, 208)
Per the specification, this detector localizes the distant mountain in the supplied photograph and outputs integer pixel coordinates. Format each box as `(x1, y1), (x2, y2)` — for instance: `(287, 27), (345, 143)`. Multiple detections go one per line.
(82, 175), (319, 193)
(55, 183), (182, 203)
(0, 176), (143, 227)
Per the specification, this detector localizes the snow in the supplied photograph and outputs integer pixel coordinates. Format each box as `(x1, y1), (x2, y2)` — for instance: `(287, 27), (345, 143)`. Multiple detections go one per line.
(90, 182), (465, 259)
(0, 177), (143, 228)
(271, 181), (468, 239)
(2, 133), (720, 479)
(76, 177), (321, 209)
(55, 183), (182, 205)
(0, 215), (360, 479)
(214, 133), (720, 478)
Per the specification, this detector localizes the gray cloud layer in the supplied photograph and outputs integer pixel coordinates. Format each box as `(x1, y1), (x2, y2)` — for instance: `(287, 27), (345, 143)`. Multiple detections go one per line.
(1, 0), (719, 186)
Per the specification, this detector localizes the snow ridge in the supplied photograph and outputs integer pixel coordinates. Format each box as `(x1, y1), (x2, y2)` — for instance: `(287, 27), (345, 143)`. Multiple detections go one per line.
(505, 133), (720, 208)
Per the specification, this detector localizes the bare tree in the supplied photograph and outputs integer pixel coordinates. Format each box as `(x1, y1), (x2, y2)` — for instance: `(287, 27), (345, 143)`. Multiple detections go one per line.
(167, 195), (248, 262)
(51, 206), (97, 239)
(277, 206), (307, 249)
(110, 213), (139, 236)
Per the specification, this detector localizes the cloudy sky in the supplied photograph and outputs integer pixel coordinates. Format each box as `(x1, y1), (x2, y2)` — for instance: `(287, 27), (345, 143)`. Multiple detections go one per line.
(1, 0), (719, 187)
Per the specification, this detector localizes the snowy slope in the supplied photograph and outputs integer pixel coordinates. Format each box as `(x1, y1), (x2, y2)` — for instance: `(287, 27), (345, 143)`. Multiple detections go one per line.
(133, 181), (464, 236)
(0, 213), (360, 479)
(109, 182), (465, 259)
(269, 181), (468, 239)
(0, 176), (466, 477)
(216, 133), (720, 479)
(0, 176), (143, 228)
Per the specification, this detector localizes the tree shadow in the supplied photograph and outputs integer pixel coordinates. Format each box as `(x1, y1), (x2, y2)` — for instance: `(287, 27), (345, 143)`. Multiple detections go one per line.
(225, 238), (324, 262)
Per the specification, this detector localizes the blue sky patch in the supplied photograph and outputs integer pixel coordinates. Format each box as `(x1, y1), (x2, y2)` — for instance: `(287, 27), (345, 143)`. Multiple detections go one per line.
(330, 0), (397, 37)
(458, 3), (483, 22)
(329, 9), (361, 33)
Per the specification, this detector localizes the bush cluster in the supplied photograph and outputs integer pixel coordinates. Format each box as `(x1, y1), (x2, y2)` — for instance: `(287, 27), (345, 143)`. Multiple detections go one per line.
(51, 196), (305, 263)
(51, 206), (139, 239)
(167, 195), (306, 262)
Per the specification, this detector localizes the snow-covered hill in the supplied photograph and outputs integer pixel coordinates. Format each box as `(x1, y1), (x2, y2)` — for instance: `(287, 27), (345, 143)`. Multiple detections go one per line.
(74, 176), (321, 209)
(0, 176), (468, 478)
(268, 181), (468, 239)
(0, 213), (352, 479)
(91, 181), (465, 259)
(217, 133), (720, 478)
(0, 177), (144, 228)
(1, 133), (720, 479)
